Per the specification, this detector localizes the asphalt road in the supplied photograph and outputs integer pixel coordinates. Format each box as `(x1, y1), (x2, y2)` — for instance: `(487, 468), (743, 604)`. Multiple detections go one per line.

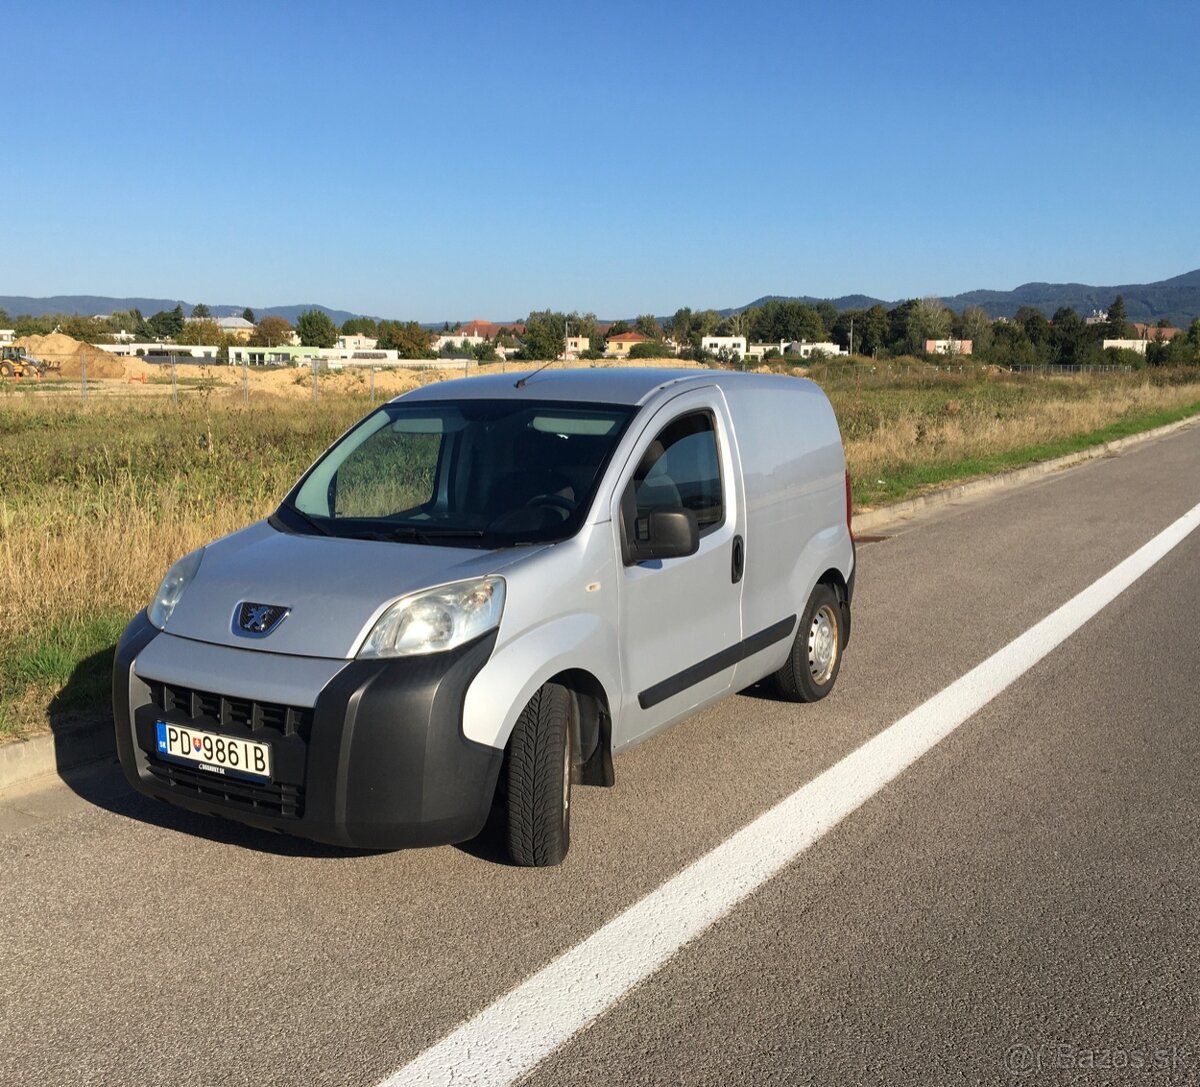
(3, 424), (1199, 1087)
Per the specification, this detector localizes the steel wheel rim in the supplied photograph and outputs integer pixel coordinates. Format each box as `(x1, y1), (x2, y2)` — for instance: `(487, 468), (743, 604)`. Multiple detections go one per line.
(807, 604), (839, 685)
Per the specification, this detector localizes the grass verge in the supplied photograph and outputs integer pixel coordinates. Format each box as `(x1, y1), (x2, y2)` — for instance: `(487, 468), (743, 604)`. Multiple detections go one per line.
(852, 397), (1200, 506)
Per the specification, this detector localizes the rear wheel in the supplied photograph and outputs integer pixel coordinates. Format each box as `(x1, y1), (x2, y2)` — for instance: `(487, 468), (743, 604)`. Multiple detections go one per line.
(0, 362), (13, 378)
(505, 683), (573, 867)
(772, 583), (845, 702)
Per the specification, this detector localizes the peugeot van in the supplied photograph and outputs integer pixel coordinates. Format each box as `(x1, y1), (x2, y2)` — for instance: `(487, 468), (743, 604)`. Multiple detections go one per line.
(114, 368), (855, 866)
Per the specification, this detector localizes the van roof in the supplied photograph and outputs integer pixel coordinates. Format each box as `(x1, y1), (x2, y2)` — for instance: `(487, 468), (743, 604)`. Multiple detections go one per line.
(394, 366), (797, 407)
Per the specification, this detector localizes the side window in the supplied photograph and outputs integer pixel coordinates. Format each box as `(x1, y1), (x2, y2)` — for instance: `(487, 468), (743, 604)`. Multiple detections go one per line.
(630, 412), (724, 532)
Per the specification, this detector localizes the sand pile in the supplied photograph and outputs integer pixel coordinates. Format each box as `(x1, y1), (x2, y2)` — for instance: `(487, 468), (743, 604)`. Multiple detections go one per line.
(15, 333), (126, 379)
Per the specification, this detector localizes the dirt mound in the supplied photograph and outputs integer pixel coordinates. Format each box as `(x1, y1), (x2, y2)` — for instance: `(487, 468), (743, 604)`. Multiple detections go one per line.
(15, 333), (126, 379)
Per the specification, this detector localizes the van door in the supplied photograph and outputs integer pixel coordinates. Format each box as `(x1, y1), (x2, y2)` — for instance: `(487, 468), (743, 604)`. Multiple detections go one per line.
(612, 390), (744, 747)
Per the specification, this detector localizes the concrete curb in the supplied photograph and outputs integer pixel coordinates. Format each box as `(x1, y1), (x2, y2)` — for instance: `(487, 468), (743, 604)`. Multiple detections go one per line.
(0, 720), (116, 794)
(1, 410), (1197, 798)
(852, 413), (1200, 535)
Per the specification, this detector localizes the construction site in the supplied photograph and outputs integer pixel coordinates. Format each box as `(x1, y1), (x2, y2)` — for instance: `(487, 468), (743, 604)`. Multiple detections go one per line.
(0, 332), (715, 402)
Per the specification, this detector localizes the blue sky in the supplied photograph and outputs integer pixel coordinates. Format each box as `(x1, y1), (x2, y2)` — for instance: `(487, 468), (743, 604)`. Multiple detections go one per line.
(7, 0), (1198, 320)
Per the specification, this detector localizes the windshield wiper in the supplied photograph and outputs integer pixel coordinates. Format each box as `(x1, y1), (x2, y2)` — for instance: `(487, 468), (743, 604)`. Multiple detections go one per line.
(340, 526), (485, 544)
(388, 527), (485, 542)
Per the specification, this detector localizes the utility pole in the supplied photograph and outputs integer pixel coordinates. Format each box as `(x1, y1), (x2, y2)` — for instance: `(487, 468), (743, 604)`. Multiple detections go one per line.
(849, 317), (854, 357)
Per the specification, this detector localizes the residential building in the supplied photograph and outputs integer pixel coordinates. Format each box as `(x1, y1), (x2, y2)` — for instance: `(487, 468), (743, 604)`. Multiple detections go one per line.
(229, 345), (324, 365)
(787, 341), (845, 359)
(226, 345), (448, 369)
(701, 335), (748, 357)
(1131, 323), (1183, 342)
(746, 340), (790, 360)
(1085, 309), (1109, 326)
(1102, 339), (1148, 355)
(431, 332), (485, 353)
(460, 319), (525, 340)
(923, 339), (973, 356)
(605, 331), (653, 358)
(0, 329), (14, 345)
(337, 334), (378, 351)
(216, 316), (255, 342)
(564, 335), (591, 357)
(96, 342), (221, 359)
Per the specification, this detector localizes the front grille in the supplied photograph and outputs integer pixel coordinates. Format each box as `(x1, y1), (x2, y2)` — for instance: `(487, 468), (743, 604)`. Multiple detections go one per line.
(147, 680), (312, 739)
(146, 760), (304, 818)
(142, 680), (310, 820)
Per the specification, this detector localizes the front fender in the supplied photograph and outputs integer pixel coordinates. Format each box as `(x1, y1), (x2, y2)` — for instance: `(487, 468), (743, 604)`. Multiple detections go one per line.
(461, 611), (619, 749)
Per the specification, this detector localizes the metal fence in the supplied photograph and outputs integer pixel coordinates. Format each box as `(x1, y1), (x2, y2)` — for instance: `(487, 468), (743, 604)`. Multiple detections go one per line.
(1008, 364), (1134, 374)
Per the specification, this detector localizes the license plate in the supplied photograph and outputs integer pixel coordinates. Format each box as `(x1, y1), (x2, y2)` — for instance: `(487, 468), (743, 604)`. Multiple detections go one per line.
(155, 721), (271, 781)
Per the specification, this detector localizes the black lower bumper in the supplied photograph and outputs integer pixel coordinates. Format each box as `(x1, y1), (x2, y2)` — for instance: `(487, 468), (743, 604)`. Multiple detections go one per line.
(842, 542), (856, 647)
(113, 613), (503, 850)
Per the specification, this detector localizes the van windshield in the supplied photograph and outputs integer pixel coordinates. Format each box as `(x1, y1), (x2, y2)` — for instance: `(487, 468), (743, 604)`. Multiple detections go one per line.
(276, 399), (636, 548)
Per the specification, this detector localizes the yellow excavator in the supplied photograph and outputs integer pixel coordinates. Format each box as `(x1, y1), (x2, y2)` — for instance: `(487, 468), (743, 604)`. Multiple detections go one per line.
(0, 346), (49, 378)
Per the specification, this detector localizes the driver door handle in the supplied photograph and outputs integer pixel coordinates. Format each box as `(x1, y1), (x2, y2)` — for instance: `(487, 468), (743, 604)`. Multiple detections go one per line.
(731, 535), (745, 583)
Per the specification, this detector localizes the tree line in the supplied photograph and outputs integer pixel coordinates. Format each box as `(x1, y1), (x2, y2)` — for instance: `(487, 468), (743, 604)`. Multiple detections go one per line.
(4, 295), (1199, 367)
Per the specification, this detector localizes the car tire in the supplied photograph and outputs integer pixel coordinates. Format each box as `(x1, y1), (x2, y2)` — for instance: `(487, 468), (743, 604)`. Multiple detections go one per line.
(505, 682), (573, 867)
(772, 583), (845, 703)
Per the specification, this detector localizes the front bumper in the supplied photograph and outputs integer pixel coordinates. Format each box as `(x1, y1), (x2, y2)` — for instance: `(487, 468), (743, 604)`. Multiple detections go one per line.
(112, 613), (503, 849)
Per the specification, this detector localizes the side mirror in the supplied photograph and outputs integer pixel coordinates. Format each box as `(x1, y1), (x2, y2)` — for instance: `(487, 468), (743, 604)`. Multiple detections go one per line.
(627, 507), (699, 564)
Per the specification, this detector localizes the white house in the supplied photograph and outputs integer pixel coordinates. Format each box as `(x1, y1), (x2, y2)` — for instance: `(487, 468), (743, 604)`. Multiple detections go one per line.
(746, 340), (790, 360)
(96, 342), (221, 359)
(229, 345), (324, 366)
(701, 335), (747, 357)
(1102, 338), (1148, 355)
(0, 329), (14, 346)
(431, 332), (485, 353)
(337, 334), (378, 351)
(788, 341), (845, 359)
(564, 335), (591, 358)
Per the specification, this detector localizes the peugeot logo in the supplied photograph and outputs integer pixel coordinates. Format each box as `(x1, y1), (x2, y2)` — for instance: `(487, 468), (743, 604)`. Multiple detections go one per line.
(234, 601), (289, 637)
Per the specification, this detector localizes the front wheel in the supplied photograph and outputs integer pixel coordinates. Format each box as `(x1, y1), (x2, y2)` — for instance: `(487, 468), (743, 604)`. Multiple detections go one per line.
(505, 683), (573, 866)
(772, 583), (845, 702)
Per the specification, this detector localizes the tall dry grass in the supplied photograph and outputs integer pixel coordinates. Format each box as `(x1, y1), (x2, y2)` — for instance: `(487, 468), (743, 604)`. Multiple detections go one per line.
(838, 378), (1200, 498)
(0, 392), (366, 735)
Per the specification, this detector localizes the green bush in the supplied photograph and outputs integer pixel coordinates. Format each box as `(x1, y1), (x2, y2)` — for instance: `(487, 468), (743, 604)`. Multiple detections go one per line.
(1104, 346), (1146, 371)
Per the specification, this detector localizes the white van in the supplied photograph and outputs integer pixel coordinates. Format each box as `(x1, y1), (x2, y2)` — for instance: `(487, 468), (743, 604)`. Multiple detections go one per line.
(114, 368), (855, 866)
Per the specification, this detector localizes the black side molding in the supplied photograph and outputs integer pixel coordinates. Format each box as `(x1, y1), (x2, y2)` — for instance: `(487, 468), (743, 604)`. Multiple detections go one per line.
(638, 615), (797, 710)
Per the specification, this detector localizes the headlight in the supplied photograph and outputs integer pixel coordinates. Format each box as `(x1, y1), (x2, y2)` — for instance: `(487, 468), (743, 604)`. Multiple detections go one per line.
(148, 548), (204, 630)
(358, 576), (505, 658)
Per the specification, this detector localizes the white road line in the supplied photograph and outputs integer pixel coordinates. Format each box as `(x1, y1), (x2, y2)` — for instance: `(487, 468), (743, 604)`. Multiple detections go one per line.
(380, 500), (1200, 1087)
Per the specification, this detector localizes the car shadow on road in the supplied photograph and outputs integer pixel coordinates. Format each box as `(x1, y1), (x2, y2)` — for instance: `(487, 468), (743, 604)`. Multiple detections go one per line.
(736, 680), (792, 702)
(60, 757), (387, 858)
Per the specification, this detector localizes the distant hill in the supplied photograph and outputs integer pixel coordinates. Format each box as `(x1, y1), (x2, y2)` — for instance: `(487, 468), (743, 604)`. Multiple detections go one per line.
(725, 270), (1200, 327)
(0, 295), (371, 327)
(941, 269), (1200, 325)
(5, 270), (1199, 331)
(722, 293), (888, 317)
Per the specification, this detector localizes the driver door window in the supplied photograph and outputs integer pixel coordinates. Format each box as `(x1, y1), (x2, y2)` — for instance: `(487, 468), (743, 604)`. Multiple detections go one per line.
(625, 412), (724, 548)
